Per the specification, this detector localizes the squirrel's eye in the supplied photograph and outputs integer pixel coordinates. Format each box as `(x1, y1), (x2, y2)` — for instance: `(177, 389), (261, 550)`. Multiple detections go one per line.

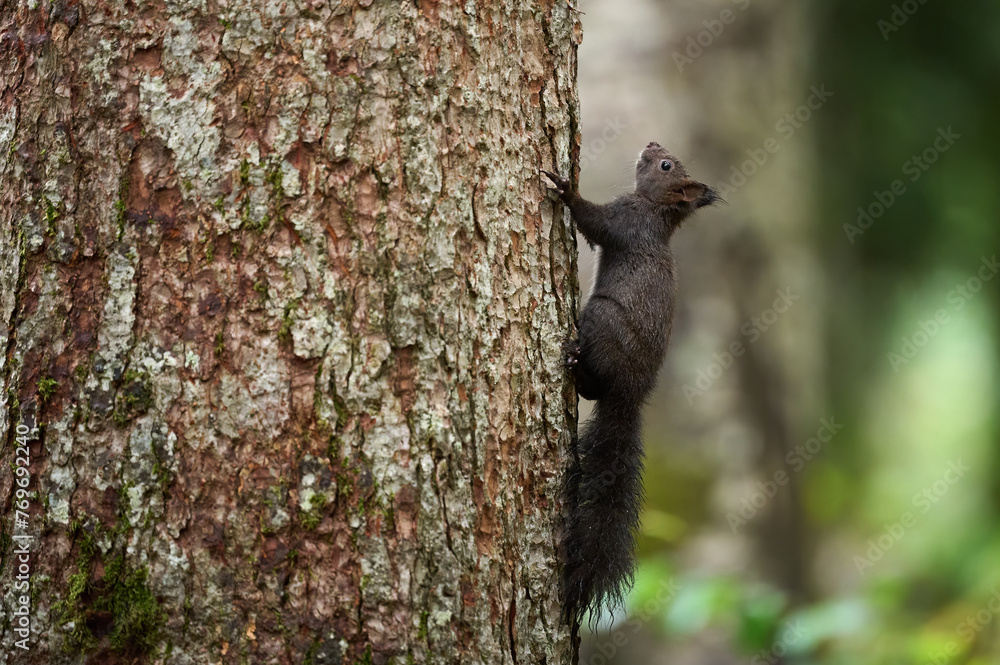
(660, 160), (673, 172)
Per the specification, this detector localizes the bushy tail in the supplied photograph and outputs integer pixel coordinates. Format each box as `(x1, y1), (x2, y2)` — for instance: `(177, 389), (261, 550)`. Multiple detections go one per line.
(562, 397), (644, 626)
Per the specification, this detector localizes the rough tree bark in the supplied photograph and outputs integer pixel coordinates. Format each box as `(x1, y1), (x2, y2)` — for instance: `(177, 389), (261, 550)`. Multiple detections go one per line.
(0, 1), (581, 663)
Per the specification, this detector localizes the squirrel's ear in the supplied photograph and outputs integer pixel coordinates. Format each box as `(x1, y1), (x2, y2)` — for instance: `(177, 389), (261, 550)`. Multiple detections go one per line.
(671, 180), (722, 208)
(671, 180), (705, 203)
(695, 184), (722, 208)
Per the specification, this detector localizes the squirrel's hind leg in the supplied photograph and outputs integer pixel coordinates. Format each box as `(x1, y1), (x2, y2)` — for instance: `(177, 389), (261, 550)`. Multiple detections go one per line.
(564, 339), (607, 402)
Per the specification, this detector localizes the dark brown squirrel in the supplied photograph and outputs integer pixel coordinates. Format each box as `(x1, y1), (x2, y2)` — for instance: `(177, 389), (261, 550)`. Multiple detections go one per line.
(543, 141), (719, 626)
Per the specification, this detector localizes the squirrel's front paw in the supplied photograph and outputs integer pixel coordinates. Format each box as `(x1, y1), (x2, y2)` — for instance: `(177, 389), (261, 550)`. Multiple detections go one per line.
(541, 170), (571, 197)
(562, 340), (581, 368)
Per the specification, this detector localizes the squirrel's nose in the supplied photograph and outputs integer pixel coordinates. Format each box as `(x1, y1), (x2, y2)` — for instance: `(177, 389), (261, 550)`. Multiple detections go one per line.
(646, 141), (661, 149)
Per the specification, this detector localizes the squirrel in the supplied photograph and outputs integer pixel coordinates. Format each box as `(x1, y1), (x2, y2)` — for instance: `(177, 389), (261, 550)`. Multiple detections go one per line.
(543, 142), (719, 626)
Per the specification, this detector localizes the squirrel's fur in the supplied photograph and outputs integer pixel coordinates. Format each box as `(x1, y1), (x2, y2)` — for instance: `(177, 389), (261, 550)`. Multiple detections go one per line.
(543, 142), (720, 626)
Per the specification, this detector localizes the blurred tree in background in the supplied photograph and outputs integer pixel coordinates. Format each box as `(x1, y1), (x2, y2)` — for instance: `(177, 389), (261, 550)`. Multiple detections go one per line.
(576, 0), (1000, 663)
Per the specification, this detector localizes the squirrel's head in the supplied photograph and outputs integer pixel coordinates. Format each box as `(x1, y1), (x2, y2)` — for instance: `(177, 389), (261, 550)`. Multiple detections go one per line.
(634, 142), (720, 218)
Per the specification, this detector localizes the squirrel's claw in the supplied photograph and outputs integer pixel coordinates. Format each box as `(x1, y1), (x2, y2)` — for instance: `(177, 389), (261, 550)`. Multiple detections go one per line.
(541, 169), (570, 194)
(563, 340), (581, 368)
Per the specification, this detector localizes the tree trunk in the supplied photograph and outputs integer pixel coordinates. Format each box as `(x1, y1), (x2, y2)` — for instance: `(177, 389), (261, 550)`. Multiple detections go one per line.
(656, 0), (820, 601)
(1, 2), (581, 663)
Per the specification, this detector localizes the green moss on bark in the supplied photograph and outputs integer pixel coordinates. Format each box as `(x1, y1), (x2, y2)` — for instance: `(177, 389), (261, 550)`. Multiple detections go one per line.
(37, 376), (58, 402)
(55, 520), (167, 656)
(111, 369), (152, 426)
